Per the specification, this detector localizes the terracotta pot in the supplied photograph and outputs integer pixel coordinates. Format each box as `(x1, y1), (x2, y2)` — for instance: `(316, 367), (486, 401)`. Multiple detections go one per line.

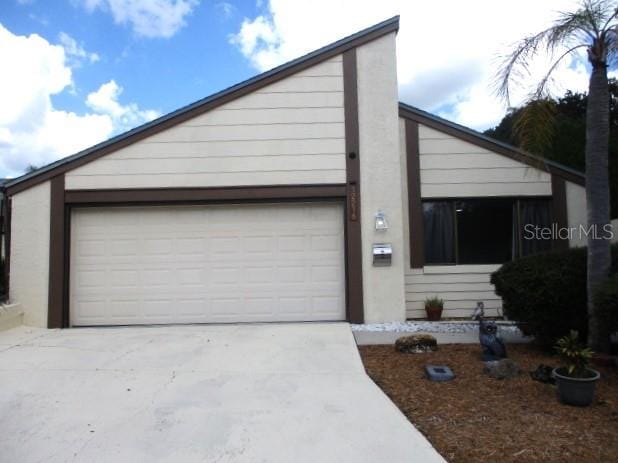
(425, 306), (443, 321)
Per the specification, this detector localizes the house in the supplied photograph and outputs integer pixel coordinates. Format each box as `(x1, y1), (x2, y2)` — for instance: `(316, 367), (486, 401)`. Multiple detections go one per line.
(1, 17), (586, 328)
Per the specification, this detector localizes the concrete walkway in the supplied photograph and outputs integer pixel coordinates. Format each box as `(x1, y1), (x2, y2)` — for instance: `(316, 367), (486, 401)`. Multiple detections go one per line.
(0, 323), (444, 463)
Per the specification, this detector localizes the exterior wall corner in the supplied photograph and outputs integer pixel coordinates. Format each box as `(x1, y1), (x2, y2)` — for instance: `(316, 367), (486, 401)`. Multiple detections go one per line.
(9, 181), (51, 327)
(356, 32), (406, 323)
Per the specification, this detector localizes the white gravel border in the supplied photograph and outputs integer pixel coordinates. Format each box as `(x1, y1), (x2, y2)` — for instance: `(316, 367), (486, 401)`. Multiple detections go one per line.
(350, 320), (524, 335)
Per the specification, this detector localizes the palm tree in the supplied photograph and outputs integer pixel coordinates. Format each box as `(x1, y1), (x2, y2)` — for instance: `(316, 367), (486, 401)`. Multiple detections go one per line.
(497, 0), (616, 351)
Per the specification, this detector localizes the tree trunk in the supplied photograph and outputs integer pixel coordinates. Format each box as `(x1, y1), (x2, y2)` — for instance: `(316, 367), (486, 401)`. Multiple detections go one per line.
(585, 63), (612, 352)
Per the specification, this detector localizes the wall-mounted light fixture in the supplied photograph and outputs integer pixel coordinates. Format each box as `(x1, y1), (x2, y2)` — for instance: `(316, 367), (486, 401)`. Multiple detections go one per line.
(375, 211), (388, 231)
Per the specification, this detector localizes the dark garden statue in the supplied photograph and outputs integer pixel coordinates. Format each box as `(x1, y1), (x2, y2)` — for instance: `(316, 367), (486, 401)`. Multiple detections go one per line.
(473, 302), (507, 361)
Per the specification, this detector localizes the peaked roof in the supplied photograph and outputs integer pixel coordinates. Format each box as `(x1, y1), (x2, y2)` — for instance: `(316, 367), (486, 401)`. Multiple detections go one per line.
(398, 102), (585, 186)
(6, 16), (400, 195)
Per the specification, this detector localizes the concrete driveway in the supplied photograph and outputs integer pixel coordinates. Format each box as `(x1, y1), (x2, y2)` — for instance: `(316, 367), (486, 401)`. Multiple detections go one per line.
(0, 323), (444, 463)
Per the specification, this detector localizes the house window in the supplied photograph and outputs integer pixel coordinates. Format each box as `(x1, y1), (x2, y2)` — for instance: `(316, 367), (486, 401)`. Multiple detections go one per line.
(423, 201), (456, 264)
(422, 198), (552, 265)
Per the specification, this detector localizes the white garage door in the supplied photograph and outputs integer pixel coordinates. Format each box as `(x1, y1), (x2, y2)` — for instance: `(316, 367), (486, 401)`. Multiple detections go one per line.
(70, 203), (345, 326)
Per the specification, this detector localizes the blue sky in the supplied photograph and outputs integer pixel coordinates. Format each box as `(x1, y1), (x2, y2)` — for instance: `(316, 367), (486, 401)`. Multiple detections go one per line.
(0, 0), (591, 178)
(3, 0), (259, 123)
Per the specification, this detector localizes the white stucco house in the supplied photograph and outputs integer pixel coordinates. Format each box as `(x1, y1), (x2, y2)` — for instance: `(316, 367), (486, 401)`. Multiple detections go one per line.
(1, 17), (587, 328)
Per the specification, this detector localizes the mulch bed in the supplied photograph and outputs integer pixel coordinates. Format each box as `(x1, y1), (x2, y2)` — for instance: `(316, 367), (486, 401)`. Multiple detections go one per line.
(359, 343), (618, 463)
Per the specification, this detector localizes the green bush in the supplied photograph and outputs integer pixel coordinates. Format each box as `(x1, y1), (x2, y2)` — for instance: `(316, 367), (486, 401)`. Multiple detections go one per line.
(594, 274), (618, 336)
(490, 243), (618, 348)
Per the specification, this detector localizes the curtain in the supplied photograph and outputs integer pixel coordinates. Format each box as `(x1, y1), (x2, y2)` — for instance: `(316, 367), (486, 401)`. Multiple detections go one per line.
(512, 201), (520, 260)
(519, 199), (552, 257)
(423, 202), (455, 264)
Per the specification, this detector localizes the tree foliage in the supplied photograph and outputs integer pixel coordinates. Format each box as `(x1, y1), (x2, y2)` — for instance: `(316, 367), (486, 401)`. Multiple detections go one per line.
(485, 82), (618, 218)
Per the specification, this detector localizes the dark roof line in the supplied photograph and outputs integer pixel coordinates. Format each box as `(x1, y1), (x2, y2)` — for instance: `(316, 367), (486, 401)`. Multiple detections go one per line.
(5, 16), (400, 194)
(398, 102), (586, 186)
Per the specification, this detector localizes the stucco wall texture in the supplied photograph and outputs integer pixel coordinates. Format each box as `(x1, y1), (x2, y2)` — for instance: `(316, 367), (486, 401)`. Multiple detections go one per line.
(10, 181), (51, 327)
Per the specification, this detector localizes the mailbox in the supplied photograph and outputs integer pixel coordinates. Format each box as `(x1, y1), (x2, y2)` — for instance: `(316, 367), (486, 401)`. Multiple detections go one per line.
(372, 243), (392, 266)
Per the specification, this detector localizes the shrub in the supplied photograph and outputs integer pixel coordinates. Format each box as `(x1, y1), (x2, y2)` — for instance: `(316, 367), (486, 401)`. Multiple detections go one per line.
(490, 243), (618, 348)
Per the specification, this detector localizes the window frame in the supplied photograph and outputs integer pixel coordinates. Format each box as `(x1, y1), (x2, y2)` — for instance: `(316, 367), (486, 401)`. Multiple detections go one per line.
(421, 196), (554, 266)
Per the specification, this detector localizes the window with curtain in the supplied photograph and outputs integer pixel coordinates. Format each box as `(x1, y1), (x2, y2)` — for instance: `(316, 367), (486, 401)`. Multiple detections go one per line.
(423, 201), (455, 264)
(518, 199), (553, 257)
(422, 198), (553, 265)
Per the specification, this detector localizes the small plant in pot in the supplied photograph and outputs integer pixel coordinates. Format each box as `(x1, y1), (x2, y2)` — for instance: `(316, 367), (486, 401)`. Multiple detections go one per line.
(553, 330), (600, 407)
(425, 296), (444, 321)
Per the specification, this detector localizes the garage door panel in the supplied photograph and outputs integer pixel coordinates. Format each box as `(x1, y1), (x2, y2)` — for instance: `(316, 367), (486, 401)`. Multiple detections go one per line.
(277, 235), (305, 252)
(276, 265), (306, 282)
(71, 203), (345, 325)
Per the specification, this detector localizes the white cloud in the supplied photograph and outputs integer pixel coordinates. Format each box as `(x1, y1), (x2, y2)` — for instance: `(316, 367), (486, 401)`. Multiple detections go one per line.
(58, 32), (100, 65)
(0, 24), (157, 177)
(230, 15), (279, 70)
(231, 0), (590, 130)
(86, 80), (160, 131)
(80, 0), (199, 38)
(216, 2), (235, 19)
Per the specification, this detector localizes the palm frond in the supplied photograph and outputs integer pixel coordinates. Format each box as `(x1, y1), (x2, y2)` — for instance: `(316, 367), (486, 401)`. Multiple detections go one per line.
(512, 98), (557, 158)
(495, 0), (618, 105)
(605, 25), (618, 64)
(533, 45), (588, 99)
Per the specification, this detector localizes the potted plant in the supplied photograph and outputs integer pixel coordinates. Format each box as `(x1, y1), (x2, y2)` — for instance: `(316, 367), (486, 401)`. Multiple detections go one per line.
(424, 296), (444, 321)
(552, 330), (600, 406)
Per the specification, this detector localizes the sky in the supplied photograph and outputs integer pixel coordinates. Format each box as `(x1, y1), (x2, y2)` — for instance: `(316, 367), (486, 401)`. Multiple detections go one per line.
(0, 0), (596, 178)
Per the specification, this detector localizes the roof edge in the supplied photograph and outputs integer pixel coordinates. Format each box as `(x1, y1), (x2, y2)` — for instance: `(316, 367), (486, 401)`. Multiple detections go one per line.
(398, 102), (585, 186)
(6, 16), (400, 195)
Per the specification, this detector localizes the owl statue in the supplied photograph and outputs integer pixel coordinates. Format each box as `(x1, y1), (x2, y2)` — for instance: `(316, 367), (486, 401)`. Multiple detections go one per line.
(473, 302), (507, 361)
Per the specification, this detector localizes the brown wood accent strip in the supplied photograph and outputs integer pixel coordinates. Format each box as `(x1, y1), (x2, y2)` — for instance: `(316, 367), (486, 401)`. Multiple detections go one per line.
(551, 174), (570, 251)
(6, 18), (400, 197)
(48, 175), (66, 328)
(399, 106), (585, 187)
(405, 120), (425, 268)
(343, 49), (364, 324)
(65, 184), (346, 205)
(3, 196), (11, 301)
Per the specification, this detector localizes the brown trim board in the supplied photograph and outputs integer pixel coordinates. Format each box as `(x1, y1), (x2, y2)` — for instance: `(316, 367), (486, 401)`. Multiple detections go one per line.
(65, 184), (346, 205)
(48, 175), (66, 328)
(551, 174), (570, 251)
(399, 104), (585, 187)
(50, 184), (353, 327)
(6, 17), (400, 197)
(405, 120), (425, 268)
(343, 48), (364, 324)
(3, 196), (11, 301)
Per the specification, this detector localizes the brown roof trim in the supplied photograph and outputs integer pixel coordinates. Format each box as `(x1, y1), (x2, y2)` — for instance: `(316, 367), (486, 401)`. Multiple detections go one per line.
(398, 103), (586, 187)
(5, 17), (400, 196)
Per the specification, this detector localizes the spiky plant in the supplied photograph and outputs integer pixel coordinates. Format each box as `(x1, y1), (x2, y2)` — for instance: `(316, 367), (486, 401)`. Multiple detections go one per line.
(424, 296), (444, 309)
(497, 0), (617, 351)
(554, 330), (594, 377)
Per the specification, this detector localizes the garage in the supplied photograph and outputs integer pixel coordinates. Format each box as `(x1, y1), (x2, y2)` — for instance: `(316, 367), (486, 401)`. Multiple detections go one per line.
(70, 202), (346, 326)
